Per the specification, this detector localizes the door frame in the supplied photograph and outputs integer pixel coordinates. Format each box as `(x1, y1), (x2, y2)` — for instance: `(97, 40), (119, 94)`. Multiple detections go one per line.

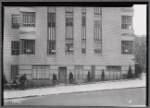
(58, 67), (67, 84)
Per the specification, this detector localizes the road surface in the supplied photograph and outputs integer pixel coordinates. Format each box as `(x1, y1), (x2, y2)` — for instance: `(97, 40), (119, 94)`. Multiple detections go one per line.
(4, 87), (146, 106)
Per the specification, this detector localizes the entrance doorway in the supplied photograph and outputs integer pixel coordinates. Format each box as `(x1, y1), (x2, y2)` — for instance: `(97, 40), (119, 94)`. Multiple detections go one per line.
(58, 67), (67, 84)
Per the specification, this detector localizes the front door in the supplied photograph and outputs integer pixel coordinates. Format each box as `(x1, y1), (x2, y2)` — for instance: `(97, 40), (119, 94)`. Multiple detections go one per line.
(59, 67), (67, 84)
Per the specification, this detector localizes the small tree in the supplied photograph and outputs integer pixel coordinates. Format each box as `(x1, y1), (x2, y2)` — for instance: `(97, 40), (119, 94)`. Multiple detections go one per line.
(128, 65), (133, 79)
(101, 69), (105, 81)
(135, 64), (142, 78)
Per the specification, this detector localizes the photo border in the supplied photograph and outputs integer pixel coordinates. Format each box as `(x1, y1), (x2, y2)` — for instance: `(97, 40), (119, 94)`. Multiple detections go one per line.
(0, 0), (149, 108)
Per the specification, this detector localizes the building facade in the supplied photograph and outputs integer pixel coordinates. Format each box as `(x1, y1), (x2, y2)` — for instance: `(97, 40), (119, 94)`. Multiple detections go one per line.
(4, 6), (135, 83)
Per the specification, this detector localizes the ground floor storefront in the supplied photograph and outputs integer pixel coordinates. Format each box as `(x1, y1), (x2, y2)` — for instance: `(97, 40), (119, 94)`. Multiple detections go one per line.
(8, 64), (135, 84)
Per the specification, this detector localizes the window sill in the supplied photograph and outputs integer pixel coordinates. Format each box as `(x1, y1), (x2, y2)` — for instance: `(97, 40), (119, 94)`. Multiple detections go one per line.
(32, 78), (49, 80)
(94, 53), (102, 56)
(20, 54), (35, 55)
(47, 54), (56, 57)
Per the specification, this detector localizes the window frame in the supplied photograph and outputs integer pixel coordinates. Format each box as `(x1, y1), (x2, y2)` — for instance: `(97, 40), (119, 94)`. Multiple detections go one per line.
(20, 39), (35, 54)
(94, 7), (102, 54)
(22, 12), (36, 27)
(32, 65), (50, 80)
(11, 65), (19, 80)
(81, 7), (86, 54)
(12, 14), (20, 29)
(65, 7), (74, 54)
(47, 8), (56, 55)
(94, 7), (102, 15)
(121, 16), (133, 30)
(121, 41), (133, 54)
(11, 41), (19, 55)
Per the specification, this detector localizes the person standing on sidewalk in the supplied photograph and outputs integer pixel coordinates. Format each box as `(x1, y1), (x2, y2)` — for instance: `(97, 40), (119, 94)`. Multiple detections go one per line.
(19, 74), (28, 90)
(69, 72), (73, 84)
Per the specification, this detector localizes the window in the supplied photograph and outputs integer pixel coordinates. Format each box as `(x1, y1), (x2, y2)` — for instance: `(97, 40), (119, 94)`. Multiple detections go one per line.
(121, 41), (133, 54)
(11, 65), (19, 80)
(11, 41), (19, 55)
(94, 40), (101, 53)
(48, 13), (56, 27)
(48, 7), (56, 55)
(94, 8), (102, 54)
(94, 20), (101, 40)
(22, 12), (35, 27)
(75, 66), (83, 80)
(82, 7), (86, 54)
(66, 7), (74, 54)
(48, 40), (56, 55)
(32, 66), (50, 79)
(107, 66), (121, 80)
(20, 40), (35, 54)
(122, 16), (132, 29)
(94, 7), (101, 15)
(12, 14), (20, 29)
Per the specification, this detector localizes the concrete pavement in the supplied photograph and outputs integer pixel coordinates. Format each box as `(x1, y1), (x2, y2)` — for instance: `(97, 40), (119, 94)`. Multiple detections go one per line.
(4, 73), (146, 100)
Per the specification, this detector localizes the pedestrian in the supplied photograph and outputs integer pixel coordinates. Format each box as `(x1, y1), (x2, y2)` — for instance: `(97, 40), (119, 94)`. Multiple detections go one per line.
(87, 71), (91, 82)
(69, 72), (73, 84)
(53, 73), (57, 85)
(19, 74), (28, 90)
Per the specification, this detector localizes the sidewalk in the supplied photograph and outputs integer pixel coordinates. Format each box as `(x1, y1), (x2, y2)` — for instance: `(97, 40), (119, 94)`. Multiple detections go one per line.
(4, 74), (146, 100)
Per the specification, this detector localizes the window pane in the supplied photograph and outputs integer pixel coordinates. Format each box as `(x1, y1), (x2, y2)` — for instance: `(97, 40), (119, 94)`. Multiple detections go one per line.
(11, 41), (19, 55)
(66, 9), (74, 54)
(11, 65), (18, 80)
(32, 66), (49, 79)
(122, 16), (132, 29)
(12, 14), (20, 29)
(22, 12), (35, 27)
(121, 41), (133, 54)
(21, 40), (35, 54)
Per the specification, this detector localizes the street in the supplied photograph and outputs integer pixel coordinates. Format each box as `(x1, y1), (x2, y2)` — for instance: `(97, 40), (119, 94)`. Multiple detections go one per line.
(4, 87), (146, 106)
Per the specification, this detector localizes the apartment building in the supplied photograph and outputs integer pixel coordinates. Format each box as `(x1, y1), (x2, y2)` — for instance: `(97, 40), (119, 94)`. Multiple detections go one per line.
(3, 6), (135, 83)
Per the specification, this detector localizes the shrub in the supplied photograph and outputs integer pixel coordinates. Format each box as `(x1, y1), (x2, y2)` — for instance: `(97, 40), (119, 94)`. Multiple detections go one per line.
(101, 70), (105, 81)
(27, 79), (53, 88)
(127, 65), (133, 79)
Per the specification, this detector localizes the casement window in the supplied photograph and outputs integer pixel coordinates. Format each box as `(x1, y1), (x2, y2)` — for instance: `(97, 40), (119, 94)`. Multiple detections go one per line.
(82, 7), (86, 54)
(32, 66), (50, 79)
(12, 14), (20, 29)
(122, 16), (133, 29)
(20, 40), (35, 54)
(121, 41), (133, 54)
(94, 8), (102, 54)
(11, 65), (19, 80)
(75, 65), (83, 80)
(11, 41), (19, 55)
(66, 7), (74, 54)
(47, 7), (56, 55)
(94, 7), (102, 15)
(22, 12), (35, 27)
